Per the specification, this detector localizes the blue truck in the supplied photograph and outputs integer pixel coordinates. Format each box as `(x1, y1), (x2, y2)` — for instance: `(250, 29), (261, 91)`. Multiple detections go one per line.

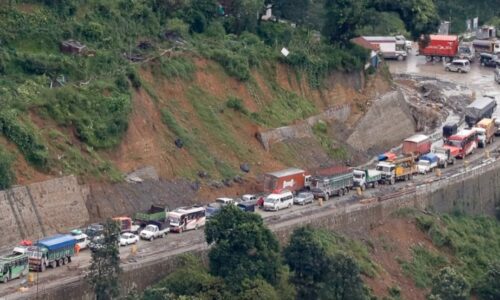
(27, 234), (77, 272)
(417, 153), (439, 174)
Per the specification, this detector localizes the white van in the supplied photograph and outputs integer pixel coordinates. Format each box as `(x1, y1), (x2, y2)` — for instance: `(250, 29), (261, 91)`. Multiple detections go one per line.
(263, 191), (294, 211)
(71, 229), (90, 250)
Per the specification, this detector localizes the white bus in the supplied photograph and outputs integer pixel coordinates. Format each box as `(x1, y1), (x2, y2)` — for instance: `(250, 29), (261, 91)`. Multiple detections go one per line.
(168, 206), (206, 233)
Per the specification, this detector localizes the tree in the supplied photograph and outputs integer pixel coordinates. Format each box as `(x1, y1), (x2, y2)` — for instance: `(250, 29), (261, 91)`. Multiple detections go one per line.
(476, 261), (500, 300)
(322, 0), (366, 45)
(429, 267), (471, 300)
(272, 0), (311, 25)
(205, 205), (281, 288)
(87, 219), (122, 300)
(220, 0), (265, 34)
(236, 278), (279, 300)
(0, 147), (15, 190)
(284, 227), (367, 300)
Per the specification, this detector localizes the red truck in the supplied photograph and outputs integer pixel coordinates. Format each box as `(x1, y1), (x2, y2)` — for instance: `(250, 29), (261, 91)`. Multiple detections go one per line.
(419, 35), (459, 62)
(402, 134), (431, 157)
(263, 168), (311, 193)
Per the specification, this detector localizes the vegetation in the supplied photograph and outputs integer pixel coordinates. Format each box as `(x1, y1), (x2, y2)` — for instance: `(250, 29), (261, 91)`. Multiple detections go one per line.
(0, 147), (15, 189)
(401, 245), (448, 288)
(86, 219), (122, 300)
(428, 267), (471, 300)
(476, 261), (500, 300)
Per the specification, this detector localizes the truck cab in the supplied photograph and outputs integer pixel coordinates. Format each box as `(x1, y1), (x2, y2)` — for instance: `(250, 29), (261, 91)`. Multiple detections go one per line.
(433, 147), (457, 168)
(376, 162), (396, 184)
(472, 127), (487, 147)
(417, 153), (439, 174)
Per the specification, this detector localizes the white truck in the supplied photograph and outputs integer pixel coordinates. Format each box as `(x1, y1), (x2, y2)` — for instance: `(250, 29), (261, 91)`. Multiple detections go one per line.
(417, 153), (439, 174)
(433, 147), (457, 168)
(139, 222), (169, 241)
(352, 169), (382, 190)
(363, 36), (408, 61)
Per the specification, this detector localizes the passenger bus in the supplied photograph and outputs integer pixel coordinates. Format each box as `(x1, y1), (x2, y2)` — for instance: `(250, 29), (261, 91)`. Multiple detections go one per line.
(168, 206), (206, 233)
(444, 129), (478, 158)
(0, 253), (29, 283)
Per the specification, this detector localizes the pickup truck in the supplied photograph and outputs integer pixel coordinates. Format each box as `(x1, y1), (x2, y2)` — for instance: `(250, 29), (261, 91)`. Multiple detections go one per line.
(139, 221), (169, 241)
(433, 146), (457, 168)
(417, 153), (439, 174)
(353, 169), (382, 190)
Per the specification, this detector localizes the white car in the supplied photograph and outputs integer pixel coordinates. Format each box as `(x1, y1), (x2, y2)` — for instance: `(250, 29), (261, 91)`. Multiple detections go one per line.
(445, 59), (471, 73)
(119, 233), (139, 246)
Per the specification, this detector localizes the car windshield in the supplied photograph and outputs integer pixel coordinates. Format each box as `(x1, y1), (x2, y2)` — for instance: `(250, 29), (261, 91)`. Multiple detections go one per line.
(120, 234), (130, 239)
(297, 193), (307, 199)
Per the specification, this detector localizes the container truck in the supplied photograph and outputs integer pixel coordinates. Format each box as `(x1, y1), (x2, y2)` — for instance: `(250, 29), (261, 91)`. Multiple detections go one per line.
(134, 205), (169, 226)
(472, 39), (500, 55)
(475, 118), (496, 147)
(417, 153), (439, 174)
(263, 168), (311, 193)
(27, 234), (76, 272)
(402, 134), (431, 157)
(363, 36), (407, 60)
(418, 35), (459, 62)
(376, 155), (416, 184)
(352, 169), (382, 190)
(310, 168), (353, 200)
(433, 146), (457, 168)
(465, 98), (497, 128)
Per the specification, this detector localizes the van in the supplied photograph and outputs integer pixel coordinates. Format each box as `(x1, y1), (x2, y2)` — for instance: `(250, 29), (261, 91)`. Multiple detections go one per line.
(71, 229), (90, 250)
(263, 191), (294, 211)
(445, 59), (470, 73)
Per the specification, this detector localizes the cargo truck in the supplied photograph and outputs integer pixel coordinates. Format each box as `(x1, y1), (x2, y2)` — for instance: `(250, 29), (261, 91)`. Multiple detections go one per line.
(263, 168), (311, 193)
(433, 146), (457, 168)
(352, 169), (382, 190)
(376, 156), (416, 184)
(363, 36), (408, 60)
(472, 39), (500, 55)
(134, 205), (169, 226)
(442, 122), (458, 140)
(417, 153), (439, 174)
(418, 35), (459, 62)
(112, 217), (140, 233)
(475, 118), (496, 147)
(402, 134), (431, 157)
(465, 98), (497, 128)
(310, 168), (353, 200)
(27, 235), (76, 272)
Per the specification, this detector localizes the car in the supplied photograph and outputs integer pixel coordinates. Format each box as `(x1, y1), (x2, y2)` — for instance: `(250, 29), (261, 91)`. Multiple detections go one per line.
(293, 192), (314, 205)
(119, 233), (139, 246)
(480, 53), (500, 67)
(445, 59), (471, 73)
(237, 202), (256, 212)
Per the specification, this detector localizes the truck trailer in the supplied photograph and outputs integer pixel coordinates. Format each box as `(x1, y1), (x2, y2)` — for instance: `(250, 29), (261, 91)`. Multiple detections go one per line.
(402, 134), (431, 157)
(472, 39), (500, 55)
(27, 234), (76, 272)
(263, 168), (311, 193)
(363, 36), (407, 60)
(134, 205), (169, 226)
(418, 35), (459, 62)
(465, 98), (497, 128)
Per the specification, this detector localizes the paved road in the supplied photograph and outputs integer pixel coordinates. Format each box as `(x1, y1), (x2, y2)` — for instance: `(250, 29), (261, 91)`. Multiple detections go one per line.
(2, 53), (500, 299)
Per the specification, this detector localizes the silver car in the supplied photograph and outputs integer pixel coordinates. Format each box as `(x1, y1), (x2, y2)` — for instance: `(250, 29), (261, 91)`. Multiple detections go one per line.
(293, 192), (314, 205)
(445, 59), (471, 73)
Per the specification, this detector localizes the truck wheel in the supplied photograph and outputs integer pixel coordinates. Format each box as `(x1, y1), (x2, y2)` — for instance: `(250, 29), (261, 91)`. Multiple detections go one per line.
(324, 194), (329, 201)
(3, 276), (8, 283)
(50, 261), (56, 269)
(443, 161), (448, 168)
(397, 55), (404, 61)
(373, 181), (379, 188)
(41, 263), (46, 272)
(390, 178), (395, 185)
(445, 57), (452, 63)
(339, 189), (344, 196)
(68, 257), (72, 263)
(426, 56), (433, 62)
(150, 237), (154, 242)
(361, 184), (366, 191)
(433, 56), (442, 62)
(408, 174), (413, 180)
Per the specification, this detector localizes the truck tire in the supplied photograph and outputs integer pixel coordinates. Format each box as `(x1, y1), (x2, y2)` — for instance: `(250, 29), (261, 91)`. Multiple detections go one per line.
(150, 237), (154, 242)
(445, 57), (452, 63)
(324, 194), (329, 201)
(41, 263), (46, 272)
(361, 184), (366, 191)
(3, 275), (8, 283)
(433, 56), (442, 62)
(339, 189), (344, 196)
(50, 261), (56, 269)
(426, 56), (433, 62)
(443, 161), (448, 168)
(408, 174), (413, 180)
(390, 177), (395, 185)
(63, 257), (68, 265)
(397, 55), (404, 61)
(373, 181), (379, 188)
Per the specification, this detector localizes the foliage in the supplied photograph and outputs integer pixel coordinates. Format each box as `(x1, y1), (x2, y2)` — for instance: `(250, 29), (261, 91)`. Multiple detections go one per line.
(312, 121), (349, 161)
(323, 0), (366, 45)
(435, 0), (495, 34)
(221, 0), (265, 34)
(86, 219), (122, 300)
(272, 0), (311, 25)
(0, 147), (15, 190)
(226, 96), (247, 114)
(205, 205), (282, 288)
(428, 267), (470, 300)
(284, 226), (371, 300)
(475, 261), (500, 300)
(356, 10), (409, 37)
(401, 246), (448, 288)
(155, 56), (196, 81)
(236, 278), (279, 300)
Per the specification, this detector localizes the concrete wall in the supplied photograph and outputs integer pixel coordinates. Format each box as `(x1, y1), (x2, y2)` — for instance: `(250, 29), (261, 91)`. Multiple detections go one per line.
(30, 158), (500, 300)
(0, 176), (89, 249)
(257, 104), (351, 150)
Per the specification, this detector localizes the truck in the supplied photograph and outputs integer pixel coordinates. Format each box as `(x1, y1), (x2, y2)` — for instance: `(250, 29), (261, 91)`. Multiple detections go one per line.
(134, 205), (169, 226)
(402, 134), (431, 157)
(417, 153), (439, 174)
(442, 122), (458, 140)
(112, 217), (140, 234)
(139, 221), (169, 241)
(352, 169), (382, 190)
(475, 118), (496, 147)
(0, 253), (29, 283)
(433, 146), (458, 168)
(465, 98), (497, 128)
(457, 42), (476, 62)
(363, 36), (407, 60)
(472, 39), (500, 55)
(310, 167), (353, 200)
(27, 234), (76, 272)
(376, 155), (417, 184)
(263, 168), (311, 193)
(418, 35), (459, 62)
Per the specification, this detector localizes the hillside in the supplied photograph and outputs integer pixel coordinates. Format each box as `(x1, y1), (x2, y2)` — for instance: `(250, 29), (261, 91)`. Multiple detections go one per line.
(0, 1), (395, 189)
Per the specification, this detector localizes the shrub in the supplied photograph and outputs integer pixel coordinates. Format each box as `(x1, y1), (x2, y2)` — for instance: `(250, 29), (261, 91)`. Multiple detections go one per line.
(126, 67), (142, 89)
(158, 56), (196, 80)
(0, 147), (15, 190)
(166, 18), (189, 38)
(475, 261), (500, 300)
(226, 96), (247, 114)
(429, 267), (470, 300)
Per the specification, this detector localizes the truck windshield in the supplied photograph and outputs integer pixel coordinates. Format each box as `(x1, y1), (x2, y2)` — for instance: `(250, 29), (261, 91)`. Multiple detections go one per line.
(353, 173), (363, 179)
(419, 161), (430, 166)
(376, 165), (392, 172)
(27, 250), (42, 259)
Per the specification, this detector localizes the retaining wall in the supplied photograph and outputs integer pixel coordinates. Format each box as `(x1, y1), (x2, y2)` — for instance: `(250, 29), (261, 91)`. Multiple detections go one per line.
(29, 158), (500, 300)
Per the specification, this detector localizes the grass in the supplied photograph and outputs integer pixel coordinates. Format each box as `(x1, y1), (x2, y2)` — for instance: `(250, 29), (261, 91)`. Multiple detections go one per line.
(311, 121), (349, 161)
(259, 88), (317, 127)
(400, 245), (448, 288)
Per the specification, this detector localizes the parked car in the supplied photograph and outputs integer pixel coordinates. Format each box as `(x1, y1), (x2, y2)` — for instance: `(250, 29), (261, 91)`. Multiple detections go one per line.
(445, 59), (470, 73)
(293, 192), (314, 205)
(480, 53), (500, 67)
(215, 197), (235, 206)
(237, 202), (256, 212)
(263, 191), (294, 211)
(119, 233), (139, 246)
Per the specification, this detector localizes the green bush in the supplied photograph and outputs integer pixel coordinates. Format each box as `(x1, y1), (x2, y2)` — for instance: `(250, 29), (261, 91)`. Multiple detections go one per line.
(157, 56), (196, 80)
(0, 147), (15, 190)
(401, 246), (448, 288)
(226, 96), (247, 114)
